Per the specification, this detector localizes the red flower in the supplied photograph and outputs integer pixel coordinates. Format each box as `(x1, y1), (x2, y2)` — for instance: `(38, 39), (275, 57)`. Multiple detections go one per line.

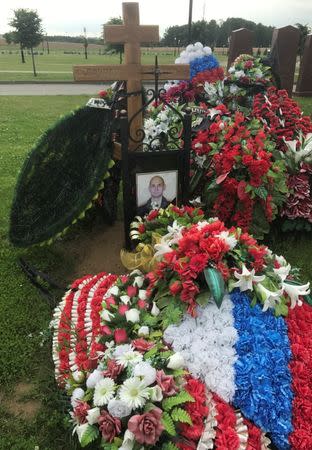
(98, 90), (107, 97)
(169, 280), (182, 295)
(98, 411), (121, 443)
(114, 328), (128, 344)
(132, 338), (154, 353)
(138, 224), (145, 233)
(103, 359), (123, 379)
(73, 401), (90, 424)
(128, 408), (164, 445)
(118, 304), (129, 316)
(156, 370), (179, 397)
(127, 285), (138, 297)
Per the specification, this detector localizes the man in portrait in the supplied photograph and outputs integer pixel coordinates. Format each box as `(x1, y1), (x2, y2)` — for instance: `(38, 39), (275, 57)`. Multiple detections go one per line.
(137, 175), (170, 216)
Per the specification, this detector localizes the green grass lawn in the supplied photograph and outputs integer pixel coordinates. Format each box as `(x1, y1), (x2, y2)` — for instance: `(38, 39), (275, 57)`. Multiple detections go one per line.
(0, 95), (311, 449)
(0, 51), (229, 82)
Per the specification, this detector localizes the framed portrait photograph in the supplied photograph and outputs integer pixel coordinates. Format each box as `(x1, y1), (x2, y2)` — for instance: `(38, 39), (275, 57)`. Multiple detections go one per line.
(121, 149), (189, 249)
(136, 170), (178, 217)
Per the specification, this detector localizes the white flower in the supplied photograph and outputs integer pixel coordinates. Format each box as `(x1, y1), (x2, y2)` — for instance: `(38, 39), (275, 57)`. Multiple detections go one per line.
(72, 371), (84, 383)
(125, 308), (140, 323)
(138, 326), (149, 337)
(108, 285), (119, 296)
(120, 295), (131, 305)
(76, 423), (89, 443)
(151, 302), (160, 316)
(101, 309), (114, 322)
(257, 284), (282, 312)
(149, 385), (163, 402)
(71, 388), (85, 408)
(119, 377), (150, 409)
(133, 276), (144, 288)
(138, 289), (147, 300)
(167, 352), (185, 370)
(133, 362), (156, 386)
(235, 70), (245, 78)
(113, 344), (132, 358)
(119, 430), (135, 450)
(217, 231), (237, 250)
(229, 84), (239, 94)
(107, 399), (132, 418)
(86, 407), (101, 425)
(275, 255), (288, 267)
(116, 349), (143, 368)
(154, 240), (173, 258)
(86, 369), (103, 389)
(283, 281), (310, 308)
(93, 378), (115, 406)
(232, 264), (265, 291)
(273, 264), (291, 281)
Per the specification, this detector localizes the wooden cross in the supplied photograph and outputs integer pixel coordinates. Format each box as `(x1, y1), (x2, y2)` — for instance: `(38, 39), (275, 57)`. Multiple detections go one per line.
(73, 2), (189, 153)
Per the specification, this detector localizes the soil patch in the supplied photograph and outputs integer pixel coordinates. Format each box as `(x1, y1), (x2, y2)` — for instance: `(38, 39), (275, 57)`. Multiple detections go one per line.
(5, 382), (41, 419)
(58, 220), (126, 280)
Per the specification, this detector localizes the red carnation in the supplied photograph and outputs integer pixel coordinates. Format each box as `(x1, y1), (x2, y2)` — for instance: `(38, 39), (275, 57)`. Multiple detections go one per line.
(169, 280), (182, 295)
(114, 328), (128, 344)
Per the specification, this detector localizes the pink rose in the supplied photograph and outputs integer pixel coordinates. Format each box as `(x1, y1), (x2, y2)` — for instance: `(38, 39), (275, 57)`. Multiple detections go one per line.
(132, 338), (154, 353)
(128, 407), (164, 445)
(98, 410), (121, 443)
(103, 359), (123, 379)
(74, 400), (90, 424)
(156, 370), (178, 397)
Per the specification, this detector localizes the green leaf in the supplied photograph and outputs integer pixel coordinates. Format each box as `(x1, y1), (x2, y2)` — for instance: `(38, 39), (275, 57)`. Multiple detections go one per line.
(254, 186), (268, 200)
(162, 390), (194, 411)
(274, 302), (288, 317)
(162, 412), (176, 436)
(162, 442), (179, 450)
(196, 289), (210, 307)
(80, 425), (99, 447)
(171, 407), (193, 425)
(203, 267), (225, 308)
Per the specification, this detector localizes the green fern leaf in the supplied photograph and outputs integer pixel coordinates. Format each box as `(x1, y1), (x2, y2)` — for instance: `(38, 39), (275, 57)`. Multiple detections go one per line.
(80, 425), (99, 447)
(171, 407), (193, 425)
(162, 390), (194, 411)
(162, 411), (176, 436)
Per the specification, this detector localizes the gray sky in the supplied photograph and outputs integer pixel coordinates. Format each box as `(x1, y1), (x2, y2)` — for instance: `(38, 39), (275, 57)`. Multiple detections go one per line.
(1, 0), (311, 37)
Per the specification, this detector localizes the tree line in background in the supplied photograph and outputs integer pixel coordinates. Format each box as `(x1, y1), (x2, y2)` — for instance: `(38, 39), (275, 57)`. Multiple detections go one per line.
(3, 9), (311, 77)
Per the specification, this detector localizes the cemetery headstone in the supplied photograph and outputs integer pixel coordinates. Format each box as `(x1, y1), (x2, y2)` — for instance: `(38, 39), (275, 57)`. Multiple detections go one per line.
(295, 34), (312, 97)
(227, 28), (254, 70)
(270, 25), (300, 97)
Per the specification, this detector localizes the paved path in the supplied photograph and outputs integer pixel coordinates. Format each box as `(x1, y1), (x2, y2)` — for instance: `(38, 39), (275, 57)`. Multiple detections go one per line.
(0, 83), (109, 95)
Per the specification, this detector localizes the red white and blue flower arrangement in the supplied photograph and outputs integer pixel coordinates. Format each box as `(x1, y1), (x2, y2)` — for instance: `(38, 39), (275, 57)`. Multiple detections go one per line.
(52, 205), (312, 449)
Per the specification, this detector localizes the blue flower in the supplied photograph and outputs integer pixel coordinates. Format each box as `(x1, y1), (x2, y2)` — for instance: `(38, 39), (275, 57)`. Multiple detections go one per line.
(189, 54), (219, 79)
(231, 290), (293, 450)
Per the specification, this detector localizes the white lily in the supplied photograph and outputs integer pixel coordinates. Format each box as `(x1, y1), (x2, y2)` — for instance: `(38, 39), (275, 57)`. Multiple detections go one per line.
(257, 284), (283, 312)
(154, 240), (173, 259)
(273, 264), (291, 281)
(275, 254), (287, 267)
(119, 430), (135, 450)
(232, 264), (265, 291)
(284, 133), (312, 165)
(283, 281), (310, 308)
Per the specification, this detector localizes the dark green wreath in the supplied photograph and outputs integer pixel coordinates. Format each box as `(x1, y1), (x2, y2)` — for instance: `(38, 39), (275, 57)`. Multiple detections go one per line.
(9, 106), (115, 247)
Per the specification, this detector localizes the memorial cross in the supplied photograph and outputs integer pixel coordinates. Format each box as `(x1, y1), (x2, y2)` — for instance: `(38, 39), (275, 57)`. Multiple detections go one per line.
(73, 2), (189, 153)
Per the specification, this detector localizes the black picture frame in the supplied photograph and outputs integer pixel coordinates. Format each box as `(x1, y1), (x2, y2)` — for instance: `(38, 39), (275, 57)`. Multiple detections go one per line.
(119, 109), (192, 249)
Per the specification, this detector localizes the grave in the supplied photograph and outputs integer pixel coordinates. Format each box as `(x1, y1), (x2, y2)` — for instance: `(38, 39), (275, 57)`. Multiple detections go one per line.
(295, 34), (312, 97)
(227, 28), (254, 70)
